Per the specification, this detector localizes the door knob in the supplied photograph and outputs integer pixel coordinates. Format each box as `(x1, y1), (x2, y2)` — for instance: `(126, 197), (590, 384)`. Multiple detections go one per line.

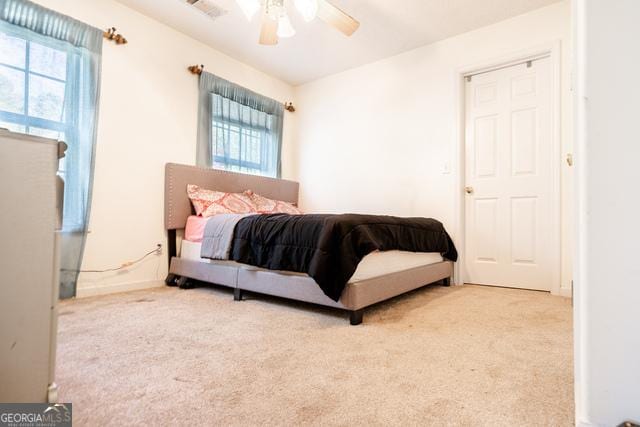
(465, 186), (474, 194)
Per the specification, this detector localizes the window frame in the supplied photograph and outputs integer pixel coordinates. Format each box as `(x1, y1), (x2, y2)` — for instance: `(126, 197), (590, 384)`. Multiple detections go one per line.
(0, 27), (83, 231)
(0, 32), (75, 139)
(210, 110), (273, 176)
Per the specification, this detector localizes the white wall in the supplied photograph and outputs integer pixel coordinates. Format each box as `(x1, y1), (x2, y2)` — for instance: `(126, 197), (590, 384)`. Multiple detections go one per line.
(574, 0), (640, 424)
(33, 0), (296, 297)
(293, 1), (573, 295)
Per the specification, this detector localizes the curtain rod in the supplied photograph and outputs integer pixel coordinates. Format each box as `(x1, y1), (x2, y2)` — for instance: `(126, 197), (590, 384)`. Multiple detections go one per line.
(103, 27), (127, 45)
(188, 64), (295, 112)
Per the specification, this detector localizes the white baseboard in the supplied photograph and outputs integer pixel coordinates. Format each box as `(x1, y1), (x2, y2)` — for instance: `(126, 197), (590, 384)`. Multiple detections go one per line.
(75, 279), (164, 298)
(457, 281), (572, 297)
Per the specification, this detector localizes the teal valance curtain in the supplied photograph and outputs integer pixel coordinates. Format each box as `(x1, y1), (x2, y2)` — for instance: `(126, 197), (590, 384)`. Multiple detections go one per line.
(196, 72), (284, 178)
(0, 0), (102, 298)
(0, 0), (103, 49)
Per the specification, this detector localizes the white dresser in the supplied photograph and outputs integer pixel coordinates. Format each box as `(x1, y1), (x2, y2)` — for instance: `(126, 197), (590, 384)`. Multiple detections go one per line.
(0, 129), (64, 403)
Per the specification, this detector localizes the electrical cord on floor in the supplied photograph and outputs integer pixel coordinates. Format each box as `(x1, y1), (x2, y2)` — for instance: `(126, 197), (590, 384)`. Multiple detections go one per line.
(61, 244), (162, 273)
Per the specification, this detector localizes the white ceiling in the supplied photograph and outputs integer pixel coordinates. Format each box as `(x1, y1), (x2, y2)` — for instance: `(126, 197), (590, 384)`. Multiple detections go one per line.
(116, 0), (561, 85)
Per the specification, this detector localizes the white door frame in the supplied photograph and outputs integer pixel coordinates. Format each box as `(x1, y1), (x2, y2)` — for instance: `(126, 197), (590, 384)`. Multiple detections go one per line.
(452, 41), (563, 295)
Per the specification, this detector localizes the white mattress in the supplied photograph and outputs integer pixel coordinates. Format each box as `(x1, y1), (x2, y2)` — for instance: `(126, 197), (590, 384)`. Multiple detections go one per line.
(180, 240), (443, 283)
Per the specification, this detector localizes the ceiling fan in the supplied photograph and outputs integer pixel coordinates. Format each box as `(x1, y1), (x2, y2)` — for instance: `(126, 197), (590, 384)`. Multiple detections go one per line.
(235, 0), (360, 45)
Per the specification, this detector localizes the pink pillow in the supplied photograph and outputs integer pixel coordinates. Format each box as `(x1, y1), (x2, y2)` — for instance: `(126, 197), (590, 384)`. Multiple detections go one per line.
(184, 215), (209, 242)
(244, 190), (302, 215)
(187, 185), (255, 217)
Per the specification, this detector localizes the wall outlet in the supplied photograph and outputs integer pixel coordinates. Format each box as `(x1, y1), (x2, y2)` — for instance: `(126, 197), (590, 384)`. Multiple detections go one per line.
(156, 243), (163, 255)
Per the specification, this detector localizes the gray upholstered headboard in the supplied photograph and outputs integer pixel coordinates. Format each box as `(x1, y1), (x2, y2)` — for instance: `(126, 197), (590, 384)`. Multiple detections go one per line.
(164, 163), (299, 230)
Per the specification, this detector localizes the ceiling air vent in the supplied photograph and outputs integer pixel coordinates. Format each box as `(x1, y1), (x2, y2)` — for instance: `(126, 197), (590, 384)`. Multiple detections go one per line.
(184, 0), (228, 19)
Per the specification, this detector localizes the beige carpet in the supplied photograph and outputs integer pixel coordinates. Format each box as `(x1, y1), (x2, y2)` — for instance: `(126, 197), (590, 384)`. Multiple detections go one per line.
(57, 284), (573, 426)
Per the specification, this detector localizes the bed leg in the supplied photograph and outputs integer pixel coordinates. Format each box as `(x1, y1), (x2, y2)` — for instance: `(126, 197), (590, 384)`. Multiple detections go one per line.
(165, 273), (177, 286)
(177, 276), (193, 289)
(167, 229), (177, 268)
(349, 309), (363, 326)
(233, 288), (243, 301)
(442, 277), (451, 287)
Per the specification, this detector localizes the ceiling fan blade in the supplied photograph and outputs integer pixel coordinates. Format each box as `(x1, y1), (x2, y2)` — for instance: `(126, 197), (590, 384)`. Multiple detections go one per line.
(317, 0), (360, 36)
(259, 14), (279, 45)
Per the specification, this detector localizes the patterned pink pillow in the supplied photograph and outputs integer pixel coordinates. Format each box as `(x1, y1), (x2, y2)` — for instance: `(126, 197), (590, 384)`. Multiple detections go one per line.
(244, 190), (302, 215)
(187, 185), (255, 217)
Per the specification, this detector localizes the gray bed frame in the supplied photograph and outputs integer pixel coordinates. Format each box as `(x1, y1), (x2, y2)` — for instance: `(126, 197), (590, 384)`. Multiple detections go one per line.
(164, 163), (453, 325)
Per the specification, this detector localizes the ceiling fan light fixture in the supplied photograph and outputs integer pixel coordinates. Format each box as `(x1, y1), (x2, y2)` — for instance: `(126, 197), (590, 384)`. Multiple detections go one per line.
(294, 0), (318, 22)
(255, 0), (359, 45)
(236, 0), (261, 21)
(277, 13), (296, 38)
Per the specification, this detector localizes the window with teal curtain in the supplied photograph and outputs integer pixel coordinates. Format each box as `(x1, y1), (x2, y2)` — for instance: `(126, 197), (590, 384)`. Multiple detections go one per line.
(0, 0), (102, 298)
(196, 72), (284, 178)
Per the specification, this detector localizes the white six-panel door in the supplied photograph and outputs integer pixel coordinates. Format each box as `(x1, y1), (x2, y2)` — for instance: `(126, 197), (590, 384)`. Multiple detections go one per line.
(464, 57), (555, 291)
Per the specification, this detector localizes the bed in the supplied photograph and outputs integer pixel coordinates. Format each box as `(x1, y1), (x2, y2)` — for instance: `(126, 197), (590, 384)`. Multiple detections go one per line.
(164, 163), (454, 325)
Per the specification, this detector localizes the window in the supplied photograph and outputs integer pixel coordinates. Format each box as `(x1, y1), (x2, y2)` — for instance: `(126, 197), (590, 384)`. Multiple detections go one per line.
(0, 29), (79, 228)
(210, 94), (280, 177)
(198, 73), (283, 178)
(212, 121), (264, 172)
(0, 31), (70, 141)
